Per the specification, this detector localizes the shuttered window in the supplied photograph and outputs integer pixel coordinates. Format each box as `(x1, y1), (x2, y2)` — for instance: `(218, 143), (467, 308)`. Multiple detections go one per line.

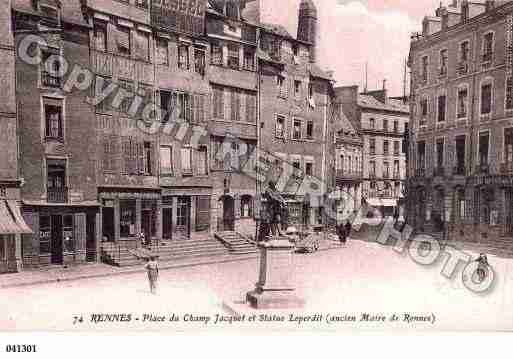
(195, 196), (211, 231)
(213, 86), (224, 119)
(230, 88), (240, 122)
(135, 30), (150, 61)
(245, 91), (256, 123)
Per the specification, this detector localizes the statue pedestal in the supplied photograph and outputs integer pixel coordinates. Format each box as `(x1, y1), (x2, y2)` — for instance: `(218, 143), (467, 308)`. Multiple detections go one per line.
(246, 238), (304, 309)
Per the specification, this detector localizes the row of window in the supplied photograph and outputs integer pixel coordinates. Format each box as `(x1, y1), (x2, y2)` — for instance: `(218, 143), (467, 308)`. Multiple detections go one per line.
(368, 160), (401, 179)
(276, 76), (315, 101)
(369, 138), (401, 156)
(212, 85), (257, 123)
(272, 154), (315, 177)
(415, 128), (513, 173)
(93, 21), (257, 73)
(368, 181), (402, 198)
(275, 115), (314, 141)
(367, 118), (401, 133)
(419, 31), (495, 83)
(336, 154), (362, 175)
(418, 77), (513, 126)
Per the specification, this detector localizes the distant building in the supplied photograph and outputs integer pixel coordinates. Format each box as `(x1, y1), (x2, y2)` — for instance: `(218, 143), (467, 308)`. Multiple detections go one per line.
(407, 0), (513, 247)
(333, 100), (364, 223)
(335, 85), (410, 216)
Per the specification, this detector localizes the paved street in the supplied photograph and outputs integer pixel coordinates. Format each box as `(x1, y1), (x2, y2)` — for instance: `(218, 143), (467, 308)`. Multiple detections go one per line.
(1, 239), (512, 331)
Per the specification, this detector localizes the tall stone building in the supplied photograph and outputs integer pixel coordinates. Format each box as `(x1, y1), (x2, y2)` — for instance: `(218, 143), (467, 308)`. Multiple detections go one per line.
(408, 0), (513, 248)
(335, 85), (409, 216)
(0, 0), (32, 273)
(257, 0), (335, 229)
(0, 0), (339, 272)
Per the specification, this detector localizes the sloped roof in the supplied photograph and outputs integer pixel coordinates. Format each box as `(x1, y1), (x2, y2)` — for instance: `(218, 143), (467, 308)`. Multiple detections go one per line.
(309, 63), (333, 81)
(260, 22), (294, 39)
(334, 105), (360, 139)
(13, 0), (88, 27)
(358, 94), (409, 114)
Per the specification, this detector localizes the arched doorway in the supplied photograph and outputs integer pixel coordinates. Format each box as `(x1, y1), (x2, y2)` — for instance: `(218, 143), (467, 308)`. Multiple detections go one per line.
(219, 195), (235, 231)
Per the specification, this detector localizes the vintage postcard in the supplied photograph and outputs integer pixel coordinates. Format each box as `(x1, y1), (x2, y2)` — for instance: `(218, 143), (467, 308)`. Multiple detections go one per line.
(0, 0), (512, 346)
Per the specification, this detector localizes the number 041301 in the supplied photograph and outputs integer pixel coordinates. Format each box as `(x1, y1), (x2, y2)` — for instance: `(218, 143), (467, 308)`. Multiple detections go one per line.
(5, 345), (37, 353)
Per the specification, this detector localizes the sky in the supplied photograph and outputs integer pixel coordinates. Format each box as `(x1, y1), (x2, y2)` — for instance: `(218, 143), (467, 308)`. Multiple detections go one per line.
(260, 0), (442, 97)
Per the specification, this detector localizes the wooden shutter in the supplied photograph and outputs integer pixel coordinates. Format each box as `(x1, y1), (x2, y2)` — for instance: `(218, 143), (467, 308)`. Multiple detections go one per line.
(110, 135), (120, 174)
(122, 137), (130, 174)
(231, 89), (240, 121)
(74, 213), (87, 261)
(246, 92), (256, 123)
(149, 142), (155, 175)
(190, 94), (196, 123)
(198, 95), (205, 123)
(102, 136), (111, 172)
(137, 142), (144, 174)
(22, 211), (38, 266)
(195, 196), (211, 232)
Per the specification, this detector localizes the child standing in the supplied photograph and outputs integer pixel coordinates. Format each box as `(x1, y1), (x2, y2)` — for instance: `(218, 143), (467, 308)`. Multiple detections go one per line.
(144, 256), (159, 294)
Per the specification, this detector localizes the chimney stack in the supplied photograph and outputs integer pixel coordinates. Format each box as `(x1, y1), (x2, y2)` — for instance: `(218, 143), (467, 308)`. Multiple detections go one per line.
(297, 0), (318, 63)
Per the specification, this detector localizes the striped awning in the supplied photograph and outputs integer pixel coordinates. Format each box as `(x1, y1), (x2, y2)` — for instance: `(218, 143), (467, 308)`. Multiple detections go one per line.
(0, 200), (33, 234)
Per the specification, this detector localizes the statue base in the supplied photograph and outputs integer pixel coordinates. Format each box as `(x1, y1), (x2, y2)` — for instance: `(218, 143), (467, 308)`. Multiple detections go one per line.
(246, 237), (304, 309)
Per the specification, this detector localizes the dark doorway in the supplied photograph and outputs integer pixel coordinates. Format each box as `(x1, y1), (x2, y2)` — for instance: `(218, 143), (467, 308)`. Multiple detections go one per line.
(51, 215), (63, 264)
(222, 196), (235, 231)
(86, 213), (96, 262)
(176, 197), (191, 239)
(163, 207), (173, 240)
(102, 207), (114, 242)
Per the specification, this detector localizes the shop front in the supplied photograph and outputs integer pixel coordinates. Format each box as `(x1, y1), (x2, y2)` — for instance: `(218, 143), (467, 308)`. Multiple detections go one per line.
(99, 190), (161, 244)
(162, 187), (212, 241)
(21, 205), (99, 268)
(0, 199), (33, 273)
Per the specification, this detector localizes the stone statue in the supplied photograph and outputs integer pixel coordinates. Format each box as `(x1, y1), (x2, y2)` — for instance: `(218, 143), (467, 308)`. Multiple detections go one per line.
(258, 181), (286, 241)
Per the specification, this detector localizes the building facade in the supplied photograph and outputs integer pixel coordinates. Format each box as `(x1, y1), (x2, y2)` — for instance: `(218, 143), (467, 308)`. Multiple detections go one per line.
(336, 85), (409, 216)
(408, 0), (513, 245)
(0, 0), (339, 273)
(333, 100), (364, 223)
(0, 0), (33, 273)
(257, 0), (335, 230)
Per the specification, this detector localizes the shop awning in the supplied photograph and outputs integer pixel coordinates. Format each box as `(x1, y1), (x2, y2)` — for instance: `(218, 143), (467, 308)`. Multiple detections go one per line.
(0, 200), (33, 234)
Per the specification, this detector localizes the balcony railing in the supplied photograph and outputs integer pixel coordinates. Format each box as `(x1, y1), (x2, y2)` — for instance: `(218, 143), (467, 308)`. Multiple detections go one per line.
(457, 61), (469, 75)
(336, 169), (363, 180)
(47, 187), (68, 203)
(415, 168), (426, 177)
(482, 52), (493, 64)
(453, 165), (466, 176)
(41, 71), (61, 88)
(475, 164), (490, 174)
(434, 167), (445, 177)
(500, 162), (513, 174)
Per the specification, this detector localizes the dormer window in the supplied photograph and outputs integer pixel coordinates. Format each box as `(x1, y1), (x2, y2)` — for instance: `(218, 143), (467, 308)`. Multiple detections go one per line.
(226, 1), (239, 20)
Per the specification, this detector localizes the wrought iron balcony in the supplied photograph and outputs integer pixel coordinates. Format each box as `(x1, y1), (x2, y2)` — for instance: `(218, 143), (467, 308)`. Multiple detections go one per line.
(336, 169), (363, 180)
(415, 168), (426, 177)
(47, 187), (68, 203)
(500, 162), (513, 174)
(434, 167), (445, 177)
(457, 61), (469, 75)
(475, 164), (490, 174)
(41, 71), (61, 88)
(453, 165), (466, 176)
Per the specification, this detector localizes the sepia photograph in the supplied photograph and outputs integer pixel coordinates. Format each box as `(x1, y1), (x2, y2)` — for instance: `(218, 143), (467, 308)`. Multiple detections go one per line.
(0, 0), (512, 351)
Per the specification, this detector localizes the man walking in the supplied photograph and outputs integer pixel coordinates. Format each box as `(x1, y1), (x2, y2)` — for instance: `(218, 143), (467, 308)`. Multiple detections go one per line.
(144, 256), (159, 295)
